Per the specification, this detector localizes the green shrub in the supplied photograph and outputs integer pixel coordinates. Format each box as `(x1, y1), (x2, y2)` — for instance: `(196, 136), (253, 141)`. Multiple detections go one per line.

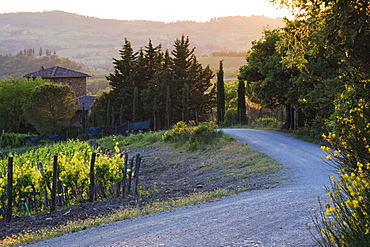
(223, 108), (238, 127)
(253, 117), (282, 128)
(0, 133), (33, 148)
(97, 131), (163, 150)
(162, 121), (220, 151)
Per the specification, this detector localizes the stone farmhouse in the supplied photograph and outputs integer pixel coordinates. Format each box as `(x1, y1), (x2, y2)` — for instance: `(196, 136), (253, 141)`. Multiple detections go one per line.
(24, 66), (94, 127)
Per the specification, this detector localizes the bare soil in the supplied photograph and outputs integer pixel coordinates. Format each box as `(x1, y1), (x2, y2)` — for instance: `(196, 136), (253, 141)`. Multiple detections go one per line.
(0, 144), (283, 241)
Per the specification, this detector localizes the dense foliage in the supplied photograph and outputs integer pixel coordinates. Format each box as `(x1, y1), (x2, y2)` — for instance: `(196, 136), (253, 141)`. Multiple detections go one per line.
(267, 0), (370, 245)
(0, 77), (44, 133)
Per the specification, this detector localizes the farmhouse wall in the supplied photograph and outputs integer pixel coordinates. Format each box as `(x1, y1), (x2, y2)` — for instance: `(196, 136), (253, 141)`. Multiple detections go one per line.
(49, 77), (87, 97)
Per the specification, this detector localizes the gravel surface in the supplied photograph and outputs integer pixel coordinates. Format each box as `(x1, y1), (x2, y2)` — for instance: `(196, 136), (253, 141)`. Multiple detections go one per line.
(25, 129), (335, 247)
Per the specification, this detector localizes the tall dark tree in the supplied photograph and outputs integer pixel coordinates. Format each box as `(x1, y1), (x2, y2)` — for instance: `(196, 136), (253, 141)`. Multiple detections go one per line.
(140, 40), (163, 122)
(182, 83), (189, 122)
(133, 86), (139, 122)
(107, 38), (137, 122)
(159, 50), (173, 128)
(171, 35), (214, 123)
(171, 35), (195, 122)
(165, 86), (171, 129)
(216, 60), (225, 123)
(237, 78), (247, 125)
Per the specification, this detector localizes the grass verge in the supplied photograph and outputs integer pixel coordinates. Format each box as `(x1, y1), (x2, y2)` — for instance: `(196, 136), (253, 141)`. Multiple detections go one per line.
(1, 190), (235, 247)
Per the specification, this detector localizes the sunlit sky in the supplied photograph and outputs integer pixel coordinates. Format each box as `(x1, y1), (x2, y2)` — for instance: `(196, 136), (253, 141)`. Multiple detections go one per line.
(1, 0), (292, 22)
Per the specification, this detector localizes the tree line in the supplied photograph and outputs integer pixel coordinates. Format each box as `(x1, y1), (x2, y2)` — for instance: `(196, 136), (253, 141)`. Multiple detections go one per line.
(0, 53), (83, 79)
(89, 35), (216, 130)
(18, 47), (56, 57)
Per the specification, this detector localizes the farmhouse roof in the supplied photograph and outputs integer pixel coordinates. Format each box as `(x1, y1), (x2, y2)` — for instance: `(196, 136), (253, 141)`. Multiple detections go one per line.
(24, 66), (90, 78)
(77, 95), (95, 110)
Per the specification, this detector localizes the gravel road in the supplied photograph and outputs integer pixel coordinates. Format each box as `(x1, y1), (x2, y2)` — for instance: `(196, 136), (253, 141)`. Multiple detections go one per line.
(25, 129), (335, 247)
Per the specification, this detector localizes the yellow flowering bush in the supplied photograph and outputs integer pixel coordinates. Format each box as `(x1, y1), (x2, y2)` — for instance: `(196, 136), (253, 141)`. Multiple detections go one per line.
(315, 166), (370, 246)
(322, 80), (370, 170)
(315, 80), (370, 246)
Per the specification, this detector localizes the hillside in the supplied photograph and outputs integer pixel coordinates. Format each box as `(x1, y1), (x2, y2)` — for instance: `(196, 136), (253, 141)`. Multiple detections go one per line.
(0, 11), (284, 70)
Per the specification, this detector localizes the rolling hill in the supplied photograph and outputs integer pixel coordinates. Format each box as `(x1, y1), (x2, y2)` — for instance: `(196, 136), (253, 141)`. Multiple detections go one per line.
(0, 11), (285, 71)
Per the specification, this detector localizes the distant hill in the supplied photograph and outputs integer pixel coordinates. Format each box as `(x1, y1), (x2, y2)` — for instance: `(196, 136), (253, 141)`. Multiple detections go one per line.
(0, 11), (284, 70)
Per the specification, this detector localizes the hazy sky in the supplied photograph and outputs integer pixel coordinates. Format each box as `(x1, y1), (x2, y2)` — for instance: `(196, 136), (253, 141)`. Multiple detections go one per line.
(1, 0), (291, 22)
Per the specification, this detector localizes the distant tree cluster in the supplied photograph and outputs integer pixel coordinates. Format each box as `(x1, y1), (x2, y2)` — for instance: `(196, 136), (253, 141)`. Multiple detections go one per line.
(0, 53), (83, 79)
(89, 35), (215, 130)
(211, 51), (246, 57)
(18, 47), (56, 57)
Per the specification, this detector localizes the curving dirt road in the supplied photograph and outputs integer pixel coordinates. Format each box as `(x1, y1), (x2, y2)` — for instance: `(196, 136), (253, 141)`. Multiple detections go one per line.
(26, 129), (335, 247)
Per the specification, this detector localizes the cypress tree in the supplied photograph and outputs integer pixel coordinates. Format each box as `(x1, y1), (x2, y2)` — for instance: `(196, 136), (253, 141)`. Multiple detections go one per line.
(133, 86), (139, 122)
(237, 78), (247, 125)
(165, 86), (170, 129)
(119, 104), (124, 125)
(111, 106), (115, 126)
(140, 40), (163, 122)
(106, 98), (111, 125)
(182, 83), (189, 122)
(171, 35), (213, 123)
(217, 60), (225, 123)
(107, 38), (137, 121)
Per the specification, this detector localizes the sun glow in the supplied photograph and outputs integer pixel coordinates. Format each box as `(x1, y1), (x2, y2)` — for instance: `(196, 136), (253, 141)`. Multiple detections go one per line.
(1, 0), (292, 23)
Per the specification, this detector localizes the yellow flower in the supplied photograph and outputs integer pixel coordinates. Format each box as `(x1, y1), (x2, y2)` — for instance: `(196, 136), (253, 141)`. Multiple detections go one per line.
(321, 146), (331, 152)
(321, 229), (328, 236)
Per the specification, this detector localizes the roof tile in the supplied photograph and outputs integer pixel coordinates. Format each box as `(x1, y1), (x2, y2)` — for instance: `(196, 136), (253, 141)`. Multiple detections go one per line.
(24, 66), (90, 78)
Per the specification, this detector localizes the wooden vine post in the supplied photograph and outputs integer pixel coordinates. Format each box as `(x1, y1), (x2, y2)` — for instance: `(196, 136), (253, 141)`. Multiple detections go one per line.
(127, 158), (134, 193)
(37, 162), (48, 208)
(122, 153), (128, 198)
(132, 154), (141, 195)
(50, 155), (58, 212)
(89, 152), (96, 202)
(5, 156), (13, 223)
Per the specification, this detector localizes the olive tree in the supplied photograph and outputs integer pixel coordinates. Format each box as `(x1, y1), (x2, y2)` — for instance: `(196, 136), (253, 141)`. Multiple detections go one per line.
(24, 83), (78, 133)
